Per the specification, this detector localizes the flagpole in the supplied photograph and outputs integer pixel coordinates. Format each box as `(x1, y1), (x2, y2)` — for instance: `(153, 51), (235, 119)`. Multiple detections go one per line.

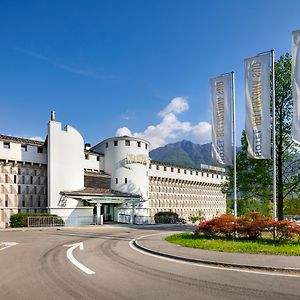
(271, 49), (277, 221)
(232, 71), (237, 217)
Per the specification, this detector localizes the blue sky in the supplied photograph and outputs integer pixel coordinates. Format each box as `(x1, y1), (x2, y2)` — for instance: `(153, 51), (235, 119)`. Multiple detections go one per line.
(0, 0), (299, 149)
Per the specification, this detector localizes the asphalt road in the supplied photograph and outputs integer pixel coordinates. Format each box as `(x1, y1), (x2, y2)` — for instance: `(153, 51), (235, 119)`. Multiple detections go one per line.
(0, 225), (300, 300)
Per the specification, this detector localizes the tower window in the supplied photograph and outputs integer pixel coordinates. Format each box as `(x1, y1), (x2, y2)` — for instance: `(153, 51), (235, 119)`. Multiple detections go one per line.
(37, 147), (43, 153)
(3, 142), (10, 149)
(114, 141), (118, 146)
(105, 142), (108, 148)
(125, 178), (128, 184)
(137, 141), (141, 147)
(21, 144), (27, 151)
(125, 140), (130, 146)
(85, 154), (89, 160)
(115, 178), (118, 184)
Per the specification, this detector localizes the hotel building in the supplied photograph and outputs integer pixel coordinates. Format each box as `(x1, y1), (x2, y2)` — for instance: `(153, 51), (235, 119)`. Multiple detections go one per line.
(0, 112), (226, 228)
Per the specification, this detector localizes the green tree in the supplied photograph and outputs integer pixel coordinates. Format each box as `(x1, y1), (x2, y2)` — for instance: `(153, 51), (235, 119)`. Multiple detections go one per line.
(226, 54), (300, 220)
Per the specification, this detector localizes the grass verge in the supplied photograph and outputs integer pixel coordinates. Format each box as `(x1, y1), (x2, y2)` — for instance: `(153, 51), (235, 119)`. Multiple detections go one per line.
(165, 233), (300, 255)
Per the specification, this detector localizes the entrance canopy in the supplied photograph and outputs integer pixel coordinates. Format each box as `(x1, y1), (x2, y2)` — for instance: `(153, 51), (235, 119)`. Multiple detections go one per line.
(61, 187), (143, 205)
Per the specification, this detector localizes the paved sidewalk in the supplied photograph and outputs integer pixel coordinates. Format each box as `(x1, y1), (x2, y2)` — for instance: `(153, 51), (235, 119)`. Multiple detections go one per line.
(134, 231), (300, 272)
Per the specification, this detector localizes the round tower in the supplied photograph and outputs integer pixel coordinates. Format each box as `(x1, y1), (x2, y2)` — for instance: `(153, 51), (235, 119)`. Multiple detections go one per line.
(94, 136), (150, 199)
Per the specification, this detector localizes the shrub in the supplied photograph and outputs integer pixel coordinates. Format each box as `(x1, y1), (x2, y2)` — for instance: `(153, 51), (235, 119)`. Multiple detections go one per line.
(10, 213), (64, 228)
(275, 220), (300, 242)
(194, 211), (300, 242)
(154, 211), (179, 224)
(195, 214), (236, 238)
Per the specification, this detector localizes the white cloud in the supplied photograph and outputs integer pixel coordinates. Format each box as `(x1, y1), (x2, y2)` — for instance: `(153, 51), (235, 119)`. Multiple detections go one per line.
(116, 127), (132, 137)
(116, 97), (211, 149)
(158, 97), (189, 117)
(28, 136), (45, 142)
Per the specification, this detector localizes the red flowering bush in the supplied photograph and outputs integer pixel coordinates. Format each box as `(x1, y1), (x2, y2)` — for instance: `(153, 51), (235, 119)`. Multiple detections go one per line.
(194, 211), (300, 242)
(195, 214), (236, 238)
(275, 220), (300, 242)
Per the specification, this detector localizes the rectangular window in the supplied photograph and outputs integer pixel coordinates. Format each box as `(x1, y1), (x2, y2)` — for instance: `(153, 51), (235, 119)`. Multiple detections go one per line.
(18, 186), (21, 194)
(21, 144), (27, 151)
(196, 171), (199, 176)
(3, 142), (10, 149)
(22, 176), (25, 184)
(156, 165), (159, 170)
(184, 170), (187, 174)
(105, 142), (108, 148)
(30, 176), (33, 184)
(34, 170), (37, 176)
(125, 178), (128, 184)
(164, 166), (167, 171)
(149, 164), (152, 169)
(177, 169), (180, 173)
(171, 167), (174, 172)
(97, 156), (100, 161)
(34, 187), (37, 194)
(5, 174), (8, 183)
(190, 170), (193, 175)
(137, 141), (141, 147)
(22, 200), (25, 207)
(115, 178), (118, 184)
(114, 141), (118, 146)
(18, 168), (21, 175)
(85, 154), (89, 160)
(37, 147), (43, 153)
(38, 200), (41, 207)
(145, 144), (148, 149)
(125, 140), (130, 146)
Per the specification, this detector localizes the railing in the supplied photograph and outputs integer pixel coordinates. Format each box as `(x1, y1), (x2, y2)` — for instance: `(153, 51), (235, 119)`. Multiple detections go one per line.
(118, 214), (131, 224)
(27, 216), (64, 227)
(27, 216), (96, 227)
(134, 216), (156, 225)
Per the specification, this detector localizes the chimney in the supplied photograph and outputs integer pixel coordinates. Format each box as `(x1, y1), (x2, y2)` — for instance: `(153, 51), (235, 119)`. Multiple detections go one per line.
(51, 111), (56, 121)
(85, 143), (91, 150)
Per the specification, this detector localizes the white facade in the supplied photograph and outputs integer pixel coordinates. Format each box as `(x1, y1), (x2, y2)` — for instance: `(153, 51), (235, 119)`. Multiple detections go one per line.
(0, 113), (226, 227)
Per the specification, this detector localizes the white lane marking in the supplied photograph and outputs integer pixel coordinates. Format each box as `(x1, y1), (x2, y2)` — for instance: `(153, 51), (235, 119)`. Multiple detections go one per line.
(0, 242), (19, 252)
(129, 236), (300, 278)
(63, 242), (95, 275)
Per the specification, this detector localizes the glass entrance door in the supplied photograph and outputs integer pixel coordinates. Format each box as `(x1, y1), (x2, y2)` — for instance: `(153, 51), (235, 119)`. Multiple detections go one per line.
(102, 204), (114, 221)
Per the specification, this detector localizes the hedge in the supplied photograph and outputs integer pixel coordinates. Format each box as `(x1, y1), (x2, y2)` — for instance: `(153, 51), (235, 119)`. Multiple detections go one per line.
(154, 211), (179, 224)
(10, 213), (64, 228)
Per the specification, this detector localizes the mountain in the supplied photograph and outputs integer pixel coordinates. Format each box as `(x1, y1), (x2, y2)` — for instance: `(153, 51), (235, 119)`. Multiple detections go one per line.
(149, 140), (216, 168)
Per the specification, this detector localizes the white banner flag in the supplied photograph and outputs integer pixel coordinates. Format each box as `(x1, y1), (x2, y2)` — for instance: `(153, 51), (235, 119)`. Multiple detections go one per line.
(245, 53), (271, 159)
(292, 30), (300, 144)
(210, 73), (233, 165)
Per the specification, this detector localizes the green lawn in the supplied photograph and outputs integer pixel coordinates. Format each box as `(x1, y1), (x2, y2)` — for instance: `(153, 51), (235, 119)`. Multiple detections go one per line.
(165, 233), (300, 255)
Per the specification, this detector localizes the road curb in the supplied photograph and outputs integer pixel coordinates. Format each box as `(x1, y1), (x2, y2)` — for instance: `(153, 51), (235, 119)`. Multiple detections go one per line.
(133, 239), (300, 274)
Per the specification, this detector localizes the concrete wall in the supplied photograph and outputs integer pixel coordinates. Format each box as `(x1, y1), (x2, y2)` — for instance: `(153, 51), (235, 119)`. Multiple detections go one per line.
(0, 141), (47, 164)
(48, 120), (84, 212)
(83, 153), (104, 172)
